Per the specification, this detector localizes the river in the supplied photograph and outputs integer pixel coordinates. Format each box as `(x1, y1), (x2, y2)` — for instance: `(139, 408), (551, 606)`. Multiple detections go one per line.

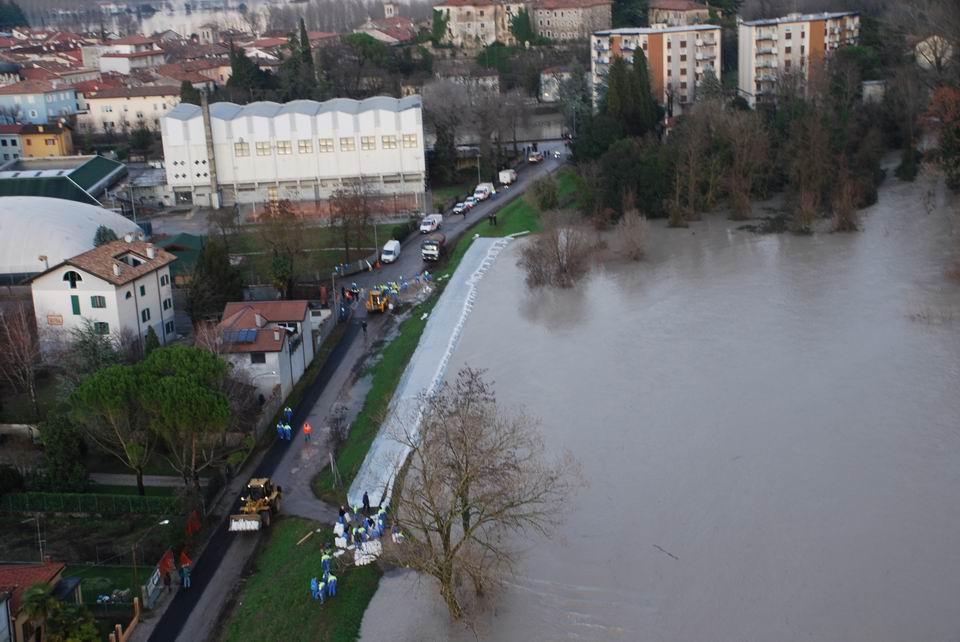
(360, 172), (960, 641)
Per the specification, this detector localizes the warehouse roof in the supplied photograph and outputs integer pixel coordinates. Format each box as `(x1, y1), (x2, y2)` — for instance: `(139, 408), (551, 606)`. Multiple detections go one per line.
(165, 95), (422, 121)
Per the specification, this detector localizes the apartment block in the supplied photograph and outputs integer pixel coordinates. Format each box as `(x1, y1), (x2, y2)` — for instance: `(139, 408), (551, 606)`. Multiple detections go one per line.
(434, 0), (524, 48)
(79, 86), (181, 133)
(648, 0), (710, 27)
(530, 0), (612, 42)
(737, 11), (860, 106)
(591, 24), (721, 115)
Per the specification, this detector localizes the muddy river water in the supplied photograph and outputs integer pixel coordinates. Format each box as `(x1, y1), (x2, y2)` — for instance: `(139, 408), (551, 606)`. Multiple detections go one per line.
(360, 175), (960, 642)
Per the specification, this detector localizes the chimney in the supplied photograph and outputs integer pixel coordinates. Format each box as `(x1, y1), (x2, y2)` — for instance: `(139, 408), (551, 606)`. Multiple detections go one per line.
(123, 233), (133, 243)
(146, 244), (156, 259)
(200, 91), (221, 210)
(254, 313), (264, 328)
(113, 262), (121, 276)
(273, 330), (280, 342)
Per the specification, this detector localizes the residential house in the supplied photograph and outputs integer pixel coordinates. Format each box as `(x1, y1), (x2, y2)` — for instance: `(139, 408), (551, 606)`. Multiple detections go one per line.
(354, 17), (418, 45)
(160, 96), (425, 207)
(217, 300), (316, 400)
(591, 24), (722, 115)
(0, 124), (21, 161)
(30, 238), (178, 355)
(0, 562), (82, 642)
(737, 11), (860, 106)
(80, 85), (181, 133)
(0, 81), (78, 125)
(434, 0), (525, 48)
(530, 0), (612, 42)
(98, 35), (166, 75)
(18, 62), (99, 89)
(197, 23), (221, 45)
(19, 122), (74, 158)
(648, 0), (711, 26)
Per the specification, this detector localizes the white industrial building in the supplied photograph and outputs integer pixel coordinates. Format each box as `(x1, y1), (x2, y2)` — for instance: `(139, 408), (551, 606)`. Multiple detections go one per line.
(29, 238), (178, 355)
(160, 96), (426, 208)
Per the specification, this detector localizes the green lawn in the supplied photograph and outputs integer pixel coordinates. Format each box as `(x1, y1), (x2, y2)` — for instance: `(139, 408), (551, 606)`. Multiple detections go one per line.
(431, 183), (471, 210)
(221, 517), (381, 642)
(83, 452), (182, 477)
(64, 565), (138, 602)
(87, 484), (176, 497)
(557, 169), (579, 203)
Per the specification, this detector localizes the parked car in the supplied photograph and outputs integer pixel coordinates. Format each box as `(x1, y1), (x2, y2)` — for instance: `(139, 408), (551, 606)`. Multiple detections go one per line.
(474, 183), (495, 200)
(419, 213), (443, 233)
(452, 202), (467, 215)
(464, 196), (478, 209)
(528, 151), (544, 163)
(381, 239), (401, 264)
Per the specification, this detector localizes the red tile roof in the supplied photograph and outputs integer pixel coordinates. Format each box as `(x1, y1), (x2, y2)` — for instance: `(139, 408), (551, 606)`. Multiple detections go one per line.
(110, 35), (160, 46)
(0, 124), (22, 134)
(217, 301), (309, 354)
(222, 300), (308, 323)
(533, 0), (611, 7)
(365, 17), (418, 42)
(48, 240), (177, 286)
(86, 85), (180, 99)
(0, 562), (65, 615)
(436, 0), (499, 5)
(0, 80), (57, 95)
(101, 49), (165, 59)
(248, 37), (287, 49)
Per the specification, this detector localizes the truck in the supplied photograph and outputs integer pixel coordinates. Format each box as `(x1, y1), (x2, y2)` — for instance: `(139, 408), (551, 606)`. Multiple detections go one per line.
(229, 478), (282, 532)
(499, 169), (517, 185)
(473, 183), (495, 201)
(421, 233), (446, 262)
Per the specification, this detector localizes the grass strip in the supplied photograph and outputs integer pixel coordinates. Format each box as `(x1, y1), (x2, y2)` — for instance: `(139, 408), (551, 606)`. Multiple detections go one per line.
(221, 517), (381, 642)
(87, 484), (176, 497)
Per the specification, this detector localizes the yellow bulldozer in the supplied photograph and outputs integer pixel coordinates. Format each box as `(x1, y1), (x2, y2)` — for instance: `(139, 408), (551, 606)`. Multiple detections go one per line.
(228, 478), (282, 532)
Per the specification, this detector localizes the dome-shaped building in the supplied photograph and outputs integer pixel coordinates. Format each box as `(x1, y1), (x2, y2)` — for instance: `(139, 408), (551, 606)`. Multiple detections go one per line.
(0, 196), (143, 285)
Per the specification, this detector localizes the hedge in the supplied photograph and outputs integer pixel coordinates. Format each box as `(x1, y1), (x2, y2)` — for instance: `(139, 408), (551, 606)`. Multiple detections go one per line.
(0, 492), (179, 515)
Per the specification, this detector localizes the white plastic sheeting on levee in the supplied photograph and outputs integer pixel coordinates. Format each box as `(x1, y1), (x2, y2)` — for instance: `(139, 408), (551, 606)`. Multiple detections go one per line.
(347, 237), (514, 509)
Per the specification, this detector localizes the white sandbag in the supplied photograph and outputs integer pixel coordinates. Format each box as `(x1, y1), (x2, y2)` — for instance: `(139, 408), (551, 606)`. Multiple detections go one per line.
(333, 523), (345, 537)
(334, 536), (348, 549)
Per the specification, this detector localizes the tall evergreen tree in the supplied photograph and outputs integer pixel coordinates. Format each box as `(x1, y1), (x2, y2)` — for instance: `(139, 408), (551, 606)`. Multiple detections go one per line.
(298, 18), (315, 80)
(180, 80), (202, 105)
(631, 48), (658, 134)
(0, 1), (28, 30)
(603, 56), (630, 123)
(226, 42), (274, 103)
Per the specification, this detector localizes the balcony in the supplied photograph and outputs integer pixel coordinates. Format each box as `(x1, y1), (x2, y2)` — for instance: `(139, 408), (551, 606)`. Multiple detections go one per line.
(757, 74), (776, 83)
(756, 31), (778, 42)
(757, 46), (777, 55)
(696, 51), (716, 61)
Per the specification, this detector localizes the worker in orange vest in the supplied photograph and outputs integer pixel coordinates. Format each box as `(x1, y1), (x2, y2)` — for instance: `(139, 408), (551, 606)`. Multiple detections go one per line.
(303, 421), (313, 443)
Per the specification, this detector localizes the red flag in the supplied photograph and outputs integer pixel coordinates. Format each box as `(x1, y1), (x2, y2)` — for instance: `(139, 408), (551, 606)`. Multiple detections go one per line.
(179, 550), (192, 567)
(186, 510), (201, 536)
(158, 549), (175, 575)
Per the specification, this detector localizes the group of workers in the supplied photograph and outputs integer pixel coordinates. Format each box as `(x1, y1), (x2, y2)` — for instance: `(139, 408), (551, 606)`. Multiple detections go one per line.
(309, 551), (338, 604)
(333, 492), (405, 551)
(276, 405), (313, 442)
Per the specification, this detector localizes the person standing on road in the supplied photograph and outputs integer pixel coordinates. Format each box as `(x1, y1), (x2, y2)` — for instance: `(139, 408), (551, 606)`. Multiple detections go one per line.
(283, 406), (293, 424)
(276, 420), (284, 440)
(303, 421), (312, 442)
(361, 320), (367, 338)
(283, 423), (292, 441)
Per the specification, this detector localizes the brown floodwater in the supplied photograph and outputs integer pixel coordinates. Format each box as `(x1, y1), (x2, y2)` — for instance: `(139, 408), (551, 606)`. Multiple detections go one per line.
(361, 174), (960, 642)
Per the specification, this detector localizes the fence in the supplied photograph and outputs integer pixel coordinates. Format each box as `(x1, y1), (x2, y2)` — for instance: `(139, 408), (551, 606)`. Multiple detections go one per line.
(0, 492), (179, 515)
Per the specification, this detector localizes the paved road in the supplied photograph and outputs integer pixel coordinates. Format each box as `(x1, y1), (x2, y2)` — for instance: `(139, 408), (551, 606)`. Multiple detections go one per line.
(140, 144), (566, 641)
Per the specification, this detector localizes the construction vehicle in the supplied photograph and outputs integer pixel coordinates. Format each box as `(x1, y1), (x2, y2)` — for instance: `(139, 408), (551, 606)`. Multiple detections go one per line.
(366, 287), (390, 313)
(228, 478), (282, 532)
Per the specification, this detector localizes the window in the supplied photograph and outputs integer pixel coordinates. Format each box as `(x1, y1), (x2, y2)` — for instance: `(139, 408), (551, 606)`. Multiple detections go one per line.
(680, 40), (687, 48)
(786, 32), (792, 40)
(667, 55), (672, 62)
(125, 291), (132, 299)
(680, 54), (687, 62)
(90, 295), (106, 308)
(101, 105), (113, 113)
(160, 274), (169, 286)
(319, 138), (334, 152)
(162, 298), (172, 310)
(250, 352), (266, 364)
(267, 185), (278, 201)
(26, 139), (32, 145)
(361, 136), (376, 150)
(785, 46), (792, 54)
(139, 285), (146, 296)
(1, 139), (6, 146)
(63, 271), (82, 288)
(9, 139), (14, 146)
(680, 68), (687, 75)
(276, 140), (292, 155)
(402, 133), (418, 148)
(141, 308), (151, 322)
(234, 142), (250, 157)
(381, 135), (397, 149)
(340, 137), (356, 151)
(45, 138), (55, 145)
(785, 59), (792, 69)
(298, 139), (313, 154)
(680, 81), (687, 89)
(93, 322), (110, 335)
(165, 320), (174, 335)
(70, 295), (80, 315)
(256, 141), (271, 156)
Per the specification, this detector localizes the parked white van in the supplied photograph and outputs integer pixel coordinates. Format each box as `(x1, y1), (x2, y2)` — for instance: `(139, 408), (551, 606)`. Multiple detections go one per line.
(381, 239), (401, 263)
(419, 214), (443, 233)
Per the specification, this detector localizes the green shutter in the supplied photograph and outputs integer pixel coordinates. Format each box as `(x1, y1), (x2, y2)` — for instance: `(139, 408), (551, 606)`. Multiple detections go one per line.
(70, 295), (80, 315)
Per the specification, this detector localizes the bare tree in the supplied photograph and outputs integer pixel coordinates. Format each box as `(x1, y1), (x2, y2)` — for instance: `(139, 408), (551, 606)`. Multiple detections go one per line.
(725, 110), (768, 220)
(257, 199), (306, 298)
(517, 211), (594, 288)
(389, 368), (580, 619)
(0, 302), (42, 420)
(787, 111), (832, 232)
(329, 183), (373, 264)
(831, 165), (861, 232)
(616, 208), (649, 261)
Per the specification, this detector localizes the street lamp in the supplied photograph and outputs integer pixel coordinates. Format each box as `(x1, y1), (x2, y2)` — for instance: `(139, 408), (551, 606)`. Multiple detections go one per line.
(132, 518), (170, 616)
(20, 516), (43, 563)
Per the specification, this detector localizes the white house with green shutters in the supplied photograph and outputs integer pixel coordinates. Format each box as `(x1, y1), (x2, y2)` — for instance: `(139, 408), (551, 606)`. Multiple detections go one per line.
(29, 238), (178, 356)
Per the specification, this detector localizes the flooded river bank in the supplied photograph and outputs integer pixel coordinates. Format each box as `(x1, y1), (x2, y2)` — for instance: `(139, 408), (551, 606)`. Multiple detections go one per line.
(361, 174), (960, 641)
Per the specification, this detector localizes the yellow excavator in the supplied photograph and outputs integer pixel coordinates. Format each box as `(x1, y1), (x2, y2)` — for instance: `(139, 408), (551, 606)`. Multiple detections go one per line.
(365, 288), (389, 313)
(228, 478), (282, 532)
